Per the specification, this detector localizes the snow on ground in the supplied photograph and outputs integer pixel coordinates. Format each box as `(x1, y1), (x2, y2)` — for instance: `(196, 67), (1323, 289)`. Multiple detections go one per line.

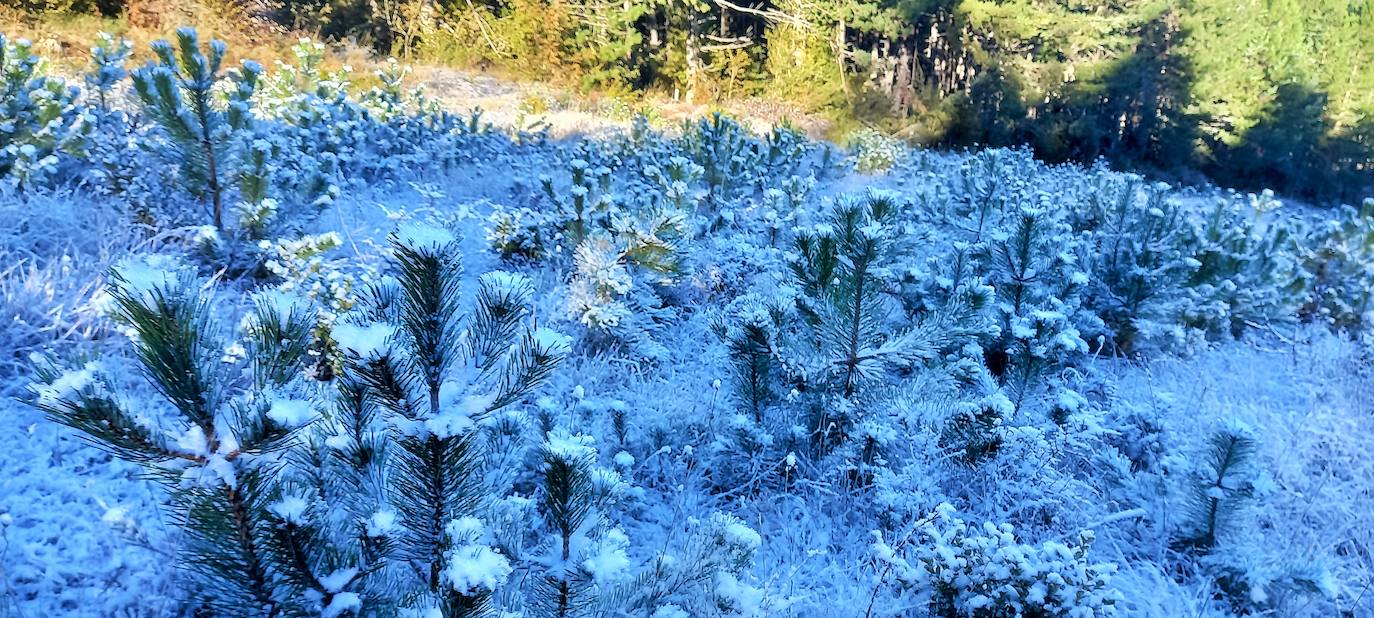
(1, 97), (1371, 616)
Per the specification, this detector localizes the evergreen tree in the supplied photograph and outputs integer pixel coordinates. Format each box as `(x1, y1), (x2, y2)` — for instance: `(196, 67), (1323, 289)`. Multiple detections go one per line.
(339, 223), (568, 612)
(131, 27), (262, 230)
(28, 258), (338, 615)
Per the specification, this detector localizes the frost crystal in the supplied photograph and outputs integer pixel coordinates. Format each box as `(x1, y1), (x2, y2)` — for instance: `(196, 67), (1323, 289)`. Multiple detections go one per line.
(533, 327), (572, 355)
(479, 270), (533, 303)
(582, 528), (631, 585)
(441, 517), (512, 595)
(113, 254), (190, 304)
(321, 592), (361, 618)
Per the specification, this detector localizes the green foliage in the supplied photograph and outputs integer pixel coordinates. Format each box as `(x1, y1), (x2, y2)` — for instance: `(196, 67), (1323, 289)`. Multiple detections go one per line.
(388, 0), (1373, 199)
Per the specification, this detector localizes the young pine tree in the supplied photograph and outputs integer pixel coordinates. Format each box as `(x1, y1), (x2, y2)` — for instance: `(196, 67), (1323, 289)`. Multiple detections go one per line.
(131, 27), (261, 231)
(981, 204), (1092, 409)
(1178, 423), (1258, 551)
(27, 258), (367, 616)
(0, 34), (85, 184)
(337, 224), (569, 613)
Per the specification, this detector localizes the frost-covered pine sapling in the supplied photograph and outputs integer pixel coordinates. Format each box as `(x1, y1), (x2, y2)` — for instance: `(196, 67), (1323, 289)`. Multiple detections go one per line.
(1299, 197), (1374, 334)
(338, 224), (569, 612)
(1177, 422), (1257, 552)
(541, 156), (615, 246)
(131, 27), (262, 231)
(641, 155), (705, 214)
(597, 511), (765, 615)
(0, 34), (85, 184)
(84, 32), (133, 121)
(26, 258), (362, 616)
(1180, 194), (1298, 341)
(982, 205), (1091, 408)
(761, 122), (809, 180)
(566, 209), (687, 359)
(712, 300), (782, 424)
(533, 431), (630, 618)
(1080, 178), (1195, 353)
(679, 112), (763, 208)
(789, 191), (939, 401)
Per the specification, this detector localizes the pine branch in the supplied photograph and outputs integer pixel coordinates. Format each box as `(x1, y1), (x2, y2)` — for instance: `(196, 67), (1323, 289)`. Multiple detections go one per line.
(108, 269), (223, 431)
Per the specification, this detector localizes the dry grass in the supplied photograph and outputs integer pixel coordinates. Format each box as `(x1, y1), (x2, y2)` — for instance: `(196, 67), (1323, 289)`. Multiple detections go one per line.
(0, 2), (366, 76)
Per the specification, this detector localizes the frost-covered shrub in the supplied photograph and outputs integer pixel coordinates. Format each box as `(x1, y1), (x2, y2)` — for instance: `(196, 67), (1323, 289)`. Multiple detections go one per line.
(1177, 194), (1299, 342)
(0, 34), (87, 185)
(847, 128), (905, 174)
(1075, 177), (1197, 354)
(1298, 197), (1374, 334)
(872, 503), (1120, 617)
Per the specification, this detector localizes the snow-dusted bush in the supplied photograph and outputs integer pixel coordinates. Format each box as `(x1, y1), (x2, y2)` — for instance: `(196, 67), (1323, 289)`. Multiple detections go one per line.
(846, 128), (905, 174)
(0, 34), (87, 185)
(1299, 197), (1374, 334)
(872, 503), (1120, 617)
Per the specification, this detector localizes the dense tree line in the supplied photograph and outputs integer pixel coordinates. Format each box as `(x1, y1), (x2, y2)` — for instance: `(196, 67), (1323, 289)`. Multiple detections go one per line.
(29, 0), (1374, 201)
